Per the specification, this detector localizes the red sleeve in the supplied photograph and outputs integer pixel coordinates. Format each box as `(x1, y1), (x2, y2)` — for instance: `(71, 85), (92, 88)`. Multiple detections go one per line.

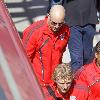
(70, 70), (89, 100)
(22, 20), (45, 47)
(25, 31), (38, 62)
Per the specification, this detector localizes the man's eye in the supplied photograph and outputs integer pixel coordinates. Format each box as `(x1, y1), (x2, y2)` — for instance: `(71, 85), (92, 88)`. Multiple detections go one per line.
(58, 82), (64, 84)
(51, 21), (56, 25)
(66, 83), (71, 85)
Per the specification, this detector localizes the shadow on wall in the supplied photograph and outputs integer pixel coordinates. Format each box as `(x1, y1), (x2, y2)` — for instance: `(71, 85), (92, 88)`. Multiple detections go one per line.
(5, 0), (100, 39)
(5, 0), (49, 38)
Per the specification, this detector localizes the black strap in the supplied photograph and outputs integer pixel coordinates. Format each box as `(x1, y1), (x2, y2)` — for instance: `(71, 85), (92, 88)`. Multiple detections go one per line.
(46, 85), (57, 100)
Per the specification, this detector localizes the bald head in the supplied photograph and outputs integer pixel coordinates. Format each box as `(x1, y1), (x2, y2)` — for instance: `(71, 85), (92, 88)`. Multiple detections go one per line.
(49, 5), (65, 23)
(48, 5), (65, 32)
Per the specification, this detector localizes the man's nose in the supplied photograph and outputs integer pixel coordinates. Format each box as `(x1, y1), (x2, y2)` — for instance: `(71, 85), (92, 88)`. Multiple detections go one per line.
(63, 84), (68, 89)
(55, 23), (60, 28)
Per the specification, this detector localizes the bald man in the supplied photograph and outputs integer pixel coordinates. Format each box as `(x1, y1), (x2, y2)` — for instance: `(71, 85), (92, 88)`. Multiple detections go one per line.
(22, 5), (70, 87)
(48, 5), (65, 32)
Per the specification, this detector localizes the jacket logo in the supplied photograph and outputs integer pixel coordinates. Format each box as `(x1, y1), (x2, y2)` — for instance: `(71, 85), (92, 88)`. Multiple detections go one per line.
(70, 96), (76, 100)
(59, 32), (66, 40)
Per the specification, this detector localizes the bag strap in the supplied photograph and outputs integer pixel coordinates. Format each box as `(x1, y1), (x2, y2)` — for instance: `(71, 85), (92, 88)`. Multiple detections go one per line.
(46, 85), (57, 100)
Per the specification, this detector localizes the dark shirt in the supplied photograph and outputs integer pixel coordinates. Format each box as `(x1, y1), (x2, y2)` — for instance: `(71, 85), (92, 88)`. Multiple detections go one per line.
(63, 0), (98, 26)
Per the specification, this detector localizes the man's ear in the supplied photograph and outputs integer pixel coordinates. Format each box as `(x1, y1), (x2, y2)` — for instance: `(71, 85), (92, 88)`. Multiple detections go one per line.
(55, 78), (58, 84)
(47, 15), (50, 25)
(47, 13), (50, 18)
(95, 52), (98, 58)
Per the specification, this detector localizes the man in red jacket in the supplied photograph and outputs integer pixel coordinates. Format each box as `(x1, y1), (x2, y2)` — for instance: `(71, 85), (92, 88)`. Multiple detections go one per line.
(22, 5), (70, 86)
(43, 63), (73, 100)
(70, 41), (100, 100)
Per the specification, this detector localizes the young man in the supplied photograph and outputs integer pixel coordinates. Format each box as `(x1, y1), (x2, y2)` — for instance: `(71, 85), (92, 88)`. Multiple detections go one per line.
(70, 41), (100, 99)
(43, 63), (73, 100)
(22, 5), (70, 86)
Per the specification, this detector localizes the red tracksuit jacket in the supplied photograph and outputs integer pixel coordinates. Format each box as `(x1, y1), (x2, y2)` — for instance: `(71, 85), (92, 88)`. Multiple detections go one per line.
(70, 59), (100, 100)
(22, 17), (70, 85)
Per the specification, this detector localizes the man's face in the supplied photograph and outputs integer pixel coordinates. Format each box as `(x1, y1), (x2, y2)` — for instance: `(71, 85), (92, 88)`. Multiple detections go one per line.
(56, 76), (72, 94)
(48, 15), (64, 33)
(95, 52), (100, 67)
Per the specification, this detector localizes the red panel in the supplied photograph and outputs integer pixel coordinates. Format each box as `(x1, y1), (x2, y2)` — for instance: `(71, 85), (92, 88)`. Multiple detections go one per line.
(0, 0), (45, 100)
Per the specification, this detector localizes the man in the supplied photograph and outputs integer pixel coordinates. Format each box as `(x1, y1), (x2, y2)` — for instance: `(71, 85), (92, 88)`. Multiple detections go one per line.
(43, 63), (73, 100)
(49, 0), (98, 72)
(70, 41), (100, 99)
(22, 5), (70, 86)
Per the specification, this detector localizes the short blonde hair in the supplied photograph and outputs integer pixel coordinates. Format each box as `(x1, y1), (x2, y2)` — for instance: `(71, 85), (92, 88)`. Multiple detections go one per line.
(52, 63), (73, 81)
